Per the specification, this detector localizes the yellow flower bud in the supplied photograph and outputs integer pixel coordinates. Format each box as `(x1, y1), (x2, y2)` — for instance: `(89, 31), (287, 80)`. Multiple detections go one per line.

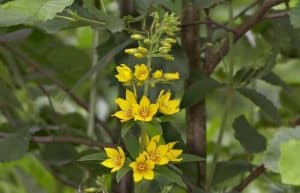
(125, 48), (138, 55)
(164, 38), (176, 44)
(85, 188), (97, 193)
(144, 38), (151, 44)
(159, 47), (171, 54)
(163, 54), (174, 61)
(130, 34), (144, 40)
(161, 42), (172, 48)
(152, 70), (163, 79)
(163, 72), (180, 81)
(137, 46), (148, 54)
(133, 53), (144, 58)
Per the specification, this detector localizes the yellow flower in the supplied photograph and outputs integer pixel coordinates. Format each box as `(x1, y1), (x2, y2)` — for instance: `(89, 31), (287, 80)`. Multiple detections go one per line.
(152, 70), (163, 79)
(129, 154), (155, 182)
(101, 147), (125, 173)
(133, 96), (158, 122)
(113, 89), (137, 122)
(145, 138), (169, 165)
(166, 142), (183, 162)
(163, 72), (180, 81)
(156, 90), (180, 115)
(134, 64), (149, 81)
(115, 64), (133, 83)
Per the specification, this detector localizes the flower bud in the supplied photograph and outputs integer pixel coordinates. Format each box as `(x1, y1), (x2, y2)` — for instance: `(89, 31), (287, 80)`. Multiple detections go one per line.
(130, 34), (144, 40)
(133, 53), (144, 58)
(137, 46), (148, 54)
(144, 38), (151, 44)
(124, 48), (138, 55)
(164, 38), (176, 44)
(163, 54), (174, 61)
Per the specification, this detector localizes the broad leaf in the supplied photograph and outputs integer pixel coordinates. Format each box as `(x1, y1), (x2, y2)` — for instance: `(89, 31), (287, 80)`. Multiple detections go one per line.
(0, 0), (75, 27)
(123, 134), (140, 159)
(181, 76), (222, 108)
(196, 0), (224, 8)
(290, 2), (300, 29)
(264, 126), (300, 172)
(0, 129), (30, 162)
(40, 144), (78, 165)
(213, 160), (253, 185)
(233, 115), (266, 153)
(156, 167), (186, 188)
(238, 88), (280, 123)
(279, 139), (300, 185)
(77, 152), (106, 161)
(116, 165), (130, 183)
(121, 121), (134, 138)
(261, 72), (289, 92)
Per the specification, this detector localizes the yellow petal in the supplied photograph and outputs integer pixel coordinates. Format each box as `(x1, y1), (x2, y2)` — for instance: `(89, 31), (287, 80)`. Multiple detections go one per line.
(157, 144), (168, 155)
(101, 159), (114, 168)
(115, 98), (130, 110)
(157, 156), (169, 165)
(136, 154), (146, 162)
(146, 141), (157, 153)
(126, 89), (137, 105)
(129, 162), (137, 169)
(104, 148), (119, 158)
(149, 104), (159, 115)
(150, 135), (160, 143)
(143, 170), (154, 180)
(113, 111), (132, 122)
(133, 171), (143, 182)
(145, 160), (155, 169)
(140, 96), (150, 107)
(118, 147), (125, 159)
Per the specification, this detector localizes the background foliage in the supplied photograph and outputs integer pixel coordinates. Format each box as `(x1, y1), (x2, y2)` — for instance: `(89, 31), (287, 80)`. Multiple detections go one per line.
(1, 0), (300, 193)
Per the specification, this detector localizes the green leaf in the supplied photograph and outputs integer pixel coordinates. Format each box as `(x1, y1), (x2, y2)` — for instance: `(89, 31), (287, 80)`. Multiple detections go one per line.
(290, 2), (300, 29)
(0, 80), (21, 108)
(121, 121), (134, 138)
(0, 0), (75, 27)
(213, 160), (253, 185)
(0, 129), (30, 162)
(264, 126), (300, 172)
(116, 166), (130, 183)
(279, 139), (300, 185)
(181, 154), (203, 162)
(238, 88), (280, 124)
(261, 72), (289, 92)
(77, 152), (106, 162)
(40, 144), (78, 165)
(233, 115), (267, 153)
(156, 167), (186, 188)
(123, 134), (140, 158)
(181, 76), (222, 108)
(141, 121), (163, 138)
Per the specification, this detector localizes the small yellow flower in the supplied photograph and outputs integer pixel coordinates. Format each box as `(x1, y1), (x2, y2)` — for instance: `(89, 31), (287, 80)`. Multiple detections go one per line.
(156, 90), (180, 115)
(163, 72), (180, 81)
(133, 96), (158, 122)
(125, 48), (138, 55)
(145, 138), (169, 165)
(101, 147), (125, 173)
(152, 70), (163, 79)
(134, 64), (149, 81)
(129, 154), (155, 182)
(113, 89), (137, 122)
(115, 64), (133, 83)
(166, 142), (183, 162)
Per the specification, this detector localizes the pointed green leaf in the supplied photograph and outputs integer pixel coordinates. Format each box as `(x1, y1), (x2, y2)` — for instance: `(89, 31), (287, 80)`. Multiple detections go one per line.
(77, 152), (106, 161)
(116, 166), (130, 183)
(181, 154), (203, 162)
(233, 115), (266, 153)
(238, 88), (280, 123)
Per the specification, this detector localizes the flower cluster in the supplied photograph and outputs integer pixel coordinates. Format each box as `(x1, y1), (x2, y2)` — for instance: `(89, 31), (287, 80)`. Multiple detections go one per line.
(101, 11), (183, 184)
(101, 135), (182, 182)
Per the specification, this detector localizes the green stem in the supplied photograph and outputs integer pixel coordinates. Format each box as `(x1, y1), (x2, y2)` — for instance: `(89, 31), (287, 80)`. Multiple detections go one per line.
(55, 15), (105, 26)
(100, 0), (107, 13)
(206, 87), (233, 191)
(140, 124), (147, 151)
(144, 55), (152, 96)
(87, 30), (99, 138)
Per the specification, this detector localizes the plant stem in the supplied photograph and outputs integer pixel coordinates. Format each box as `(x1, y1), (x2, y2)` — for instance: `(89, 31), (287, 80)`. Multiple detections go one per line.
(87, 30), (99, 138)
(140, 123), (147, 151)
(206, 87), (233, 191)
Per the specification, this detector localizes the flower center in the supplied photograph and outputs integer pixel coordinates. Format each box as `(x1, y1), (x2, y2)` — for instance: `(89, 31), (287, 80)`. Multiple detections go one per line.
(148, 151), (159, 162)
(137, 162), (147, 171)
(113, 155), (122, 166)
(140, 106), (149, 117)
(126, 109), (133, 117)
